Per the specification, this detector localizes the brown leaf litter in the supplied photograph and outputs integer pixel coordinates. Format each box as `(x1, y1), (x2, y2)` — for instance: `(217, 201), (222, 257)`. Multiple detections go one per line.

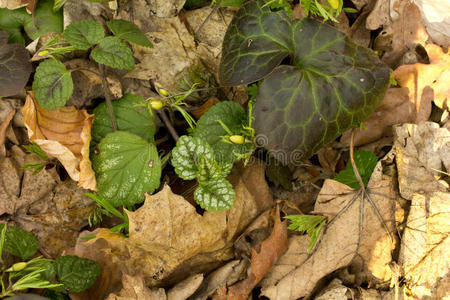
(72, 161), (273, 299)
(22, 92), (96, 190)
(260, 155), (399, 299)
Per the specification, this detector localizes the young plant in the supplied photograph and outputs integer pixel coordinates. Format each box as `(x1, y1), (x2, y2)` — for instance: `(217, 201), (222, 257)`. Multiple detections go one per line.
(21, 143), (49, 175)
(86, 193), (129, 236)
(284, 214), (327, 253)
(299, 0), (358, 22)
(334, 150), (378, 189)
(220, 0), (390, 164)
(32, 18), (152, 110)
(0, 224), (99, 297)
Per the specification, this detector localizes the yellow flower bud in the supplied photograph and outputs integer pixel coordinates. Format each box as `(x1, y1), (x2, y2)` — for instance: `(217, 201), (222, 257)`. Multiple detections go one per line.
(38, 50), (49, 57)
(229, 135), (245, 145)
(159, 89), (169, 97)
(150, 100), (164, 110)
(11, 262), (27, 272)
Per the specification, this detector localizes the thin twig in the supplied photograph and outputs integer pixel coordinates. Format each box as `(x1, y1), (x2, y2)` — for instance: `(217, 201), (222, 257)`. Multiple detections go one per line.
(158, 109), (179, 142)
(98, 64), (117, 131)
(349, 131), (366, 193)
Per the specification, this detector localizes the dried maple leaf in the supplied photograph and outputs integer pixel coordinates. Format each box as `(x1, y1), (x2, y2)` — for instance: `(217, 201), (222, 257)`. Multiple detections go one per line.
(260, 158), (398, 299)
(22, 92), (96, 190)
(393, 44), (450, 109)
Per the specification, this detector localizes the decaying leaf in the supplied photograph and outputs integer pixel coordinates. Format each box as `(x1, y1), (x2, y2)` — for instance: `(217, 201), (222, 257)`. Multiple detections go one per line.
(73, 161), (273, 299)
(394, 122), (450, 299)
(117, 1), (196, 91)
(222, 207), (287, 300)
(105, 275), (166, 300)
(366, 0), (390, 30)
(0, 0), (28, 10)
(166, 274), (203, 300)
(414, 0), (450, 48)
(392, 43), (449, 109)
(314, 278), (353, 300)
(22, 92), (96, 190)
(261, 157), (398, 299)
(341, 87), (431, 146)
(0, 110), (15, 157)
(372, 0), (429, 68)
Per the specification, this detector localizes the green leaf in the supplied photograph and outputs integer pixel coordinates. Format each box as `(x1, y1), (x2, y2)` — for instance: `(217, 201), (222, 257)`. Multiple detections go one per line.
(334, 150), (378, 189)
(193, 101), (252, 164)
(219, 1), (292, 85)
(171, 136), (215, 180)
(91, 36), (135, 70)
(197, 155), (222, 182)
(54, 0), (68, 11)
(24, 0), (63, 40)
(32, 59), (73, 110)
(220, 0), (389, 163)
(1, 224), (38, 260)
(55, 255), (100, 292)
(92, 94), (155, 147)
(106, 19), (152, 47)
(63, 20), (105, 50)
(0, 32), (32, 97)
(194, 178), (235, 211)
(284, 214), (326, 253)
(0, 8), (31, 44)
(93, 131), (161, 206)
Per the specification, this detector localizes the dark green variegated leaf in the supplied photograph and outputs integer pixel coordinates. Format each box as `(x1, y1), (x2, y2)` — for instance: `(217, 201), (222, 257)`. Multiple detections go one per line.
(106, 19), (152, 47)
(92, 94), (155, 147)
(24, 0), (63, 40)
(55, 256), (100, 292)
(93, 131), (161, 206)
(197, 155), (222, 182)
(253, 20), (389, 162)
(194, 178), (235, 211)
(171, 135), (215, 180)
(32, 59), (73, 110)
(194, 101), (252, 164)
(219, 0), (293, 86)
(0, 33), (32, 97)
(1, 224), (38, 260)
(64, 20), (105, 50)
(334, 150), (378, 189)
(91, 37), (135, 70)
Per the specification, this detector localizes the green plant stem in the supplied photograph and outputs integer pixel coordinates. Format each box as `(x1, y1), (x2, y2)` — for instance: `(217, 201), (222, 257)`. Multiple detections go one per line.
(98, 64), (117, 131)
(158, 109), (179, 142)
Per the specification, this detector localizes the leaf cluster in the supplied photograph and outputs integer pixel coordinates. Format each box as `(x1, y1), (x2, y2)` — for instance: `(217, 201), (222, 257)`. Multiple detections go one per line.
(0, 224), (100, 298)
(32, 18), (152, 110)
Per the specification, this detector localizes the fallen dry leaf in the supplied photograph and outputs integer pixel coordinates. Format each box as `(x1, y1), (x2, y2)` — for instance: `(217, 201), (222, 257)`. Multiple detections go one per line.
(314, 278), (353, 300)
(22, 92), (96, 190)
(0, 110), (14, 157)
(366, 0), (390, 30)
(105, 275), (167, 300)
(414, 0), (450, 48)
(394, 122), (450, 299)
(260, 157), (398, 299)
(166, 274), (203, 300)
(222, 207), (287, 300)
(372, 0), (429, 68)
(394, 122), (449, 200)
(73, 161), (273, 299)
(392, 43), (450, 109)
(341, 87), (431, 146)
(0, 0), (28, 10)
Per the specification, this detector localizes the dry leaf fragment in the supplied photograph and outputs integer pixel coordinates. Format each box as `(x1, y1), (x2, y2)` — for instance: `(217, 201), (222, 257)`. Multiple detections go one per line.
(167, 274), (203, 300)
(392, 44), (450, 109)
(0, 110), (15, 157)
(261, 157), (397, 299)
(106, 274), (166, 300)
(223, 207), (287, 300)
(22, 92), (96, 190)
(341, 87), (431, 146)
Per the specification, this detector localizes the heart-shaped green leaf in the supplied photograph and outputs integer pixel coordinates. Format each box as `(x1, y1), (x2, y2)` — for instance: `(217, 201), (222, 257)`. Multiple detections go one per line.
(219, 1), (292, 86)
(55, 256), (100, 292)
(219, 0), (389, 163)
(93, 131), (161, 207)
(23, 0), (63, 40)
(91, 36), (135, 70)
(193, 101), (252, 164)
(194, 178), (235, 211)
(171, 135), (215, 180)
(1, 225), (38, 260)
(106, 19), (152, 47)
(32, 59), (74, 110)
(0, 32), (32, 97)
(64, 20), (105, 50)
(92, 94), (155, 147)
